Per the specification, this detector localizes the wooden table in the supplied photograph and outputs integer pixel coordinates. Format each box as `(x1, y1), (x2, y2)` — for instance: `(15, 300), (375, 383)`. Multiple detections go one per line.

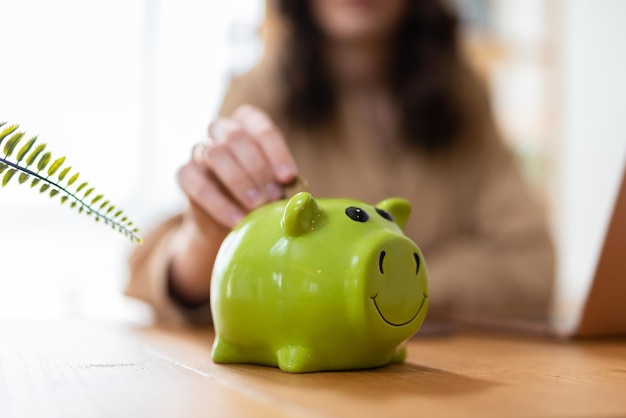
(1, 319), (625, 418)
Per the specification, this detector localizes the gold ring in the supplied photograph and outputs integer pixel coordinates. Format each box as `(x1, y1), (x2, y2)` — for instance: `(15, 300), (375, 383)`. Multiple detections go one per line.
(192, 142), (206, 164)
(192, 137), (216, 164)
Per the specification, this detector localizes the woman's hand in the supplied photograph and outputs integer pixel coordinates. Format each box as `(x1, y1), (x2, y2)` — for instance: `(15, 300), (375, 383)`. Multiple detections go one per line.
(168, 105), (298, 306)
(180, 104), (299, 229)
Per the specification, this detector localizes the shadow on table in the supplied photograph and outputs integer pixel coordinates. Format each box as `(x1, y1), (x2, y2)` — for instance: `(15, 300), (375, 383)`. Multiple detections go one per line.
(230, 361), (497, 398)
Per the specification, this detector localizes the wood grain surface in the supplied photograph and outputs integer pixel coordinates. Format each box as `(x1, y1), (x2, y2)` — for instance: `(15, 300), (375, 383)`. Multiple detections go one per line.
(1, 319), (625, 418)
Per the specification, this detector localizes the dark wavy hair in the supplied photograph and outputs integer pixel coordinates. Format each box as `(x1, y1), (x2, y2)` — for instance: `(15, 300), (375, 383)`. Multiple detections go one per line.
(276, 0), (464, 152)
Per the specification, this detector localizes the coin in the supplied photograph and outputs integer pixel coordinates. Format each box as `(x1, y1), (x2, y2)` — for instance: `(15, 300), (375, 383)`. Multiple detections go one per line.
(283, 176), (309, 198)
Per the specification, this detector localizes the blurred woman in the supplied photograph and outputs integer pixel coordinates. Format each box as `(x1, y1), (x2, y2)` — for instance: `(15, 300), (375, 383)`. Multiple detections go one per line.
(126, 0), (555, 326)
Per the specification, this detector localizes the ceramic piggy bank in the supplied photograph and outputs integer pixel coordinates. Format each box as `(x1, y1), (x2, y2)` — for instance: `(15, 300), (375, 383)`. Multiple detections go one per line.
(210, 192), (429, 373)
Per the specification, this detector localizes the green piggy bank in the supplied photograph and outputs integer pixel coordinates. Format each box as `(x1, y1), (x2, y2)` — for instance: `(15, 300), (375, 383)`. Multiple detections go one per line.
(210, 192), (429, 373)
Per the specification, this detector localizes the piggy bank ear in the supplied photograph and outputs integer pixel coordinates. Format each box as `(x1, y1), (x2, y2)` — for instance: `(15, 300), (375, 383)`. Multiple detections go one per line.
(375, 198), (411, 230)
(282, 192), (323, 237)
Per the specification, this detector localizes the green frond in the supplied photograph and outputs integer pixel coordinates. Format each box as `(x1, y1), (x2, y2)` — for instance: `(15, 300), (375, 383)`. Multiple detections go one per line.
(0, 124), (19, 145)
(25, 143), (46, 167)
(3, 132), (25, 157)
(58, 166), (71, 182)
(18, 173), (29, 184)
(1, 121), (142, 244)
(47, 156), (66, 176)
(36, 151), (52, 172)
(16, 137), (37, 163)
(2, 168), (17, 187)
(67, 172), (79, 186)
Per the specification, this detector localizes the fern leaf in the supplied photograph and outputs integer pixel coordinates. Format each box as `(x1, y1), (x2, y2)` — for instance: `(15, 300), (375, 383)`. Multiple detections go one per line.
(113, 210), (122, 218)
(2, 168), (17, 187)
(106, 205), (114, 214)
(0, 163), (7, 174)
(76, 181), (88, 193)
(58, 166), (71, 182)
(83, 187), (94, 198)
(49, 189), (59, 198)
(17, 137), (37, 163)
(0, 124), (19, 146)
(99, 200), (109, 210)
(25, 143), (46, 167)
(40, 183), (50, 193)
(60, 195), (68, 204)
(67, 172), (79, 186)
(30, 177), (40, 188)
(47, 156), (66, 177)
(18, 172), (30, 184)
(4, 132), (25, 157)
(91, 194), (103, 205)
(0, 122), (5, 128)
(36, 151), (52, 172)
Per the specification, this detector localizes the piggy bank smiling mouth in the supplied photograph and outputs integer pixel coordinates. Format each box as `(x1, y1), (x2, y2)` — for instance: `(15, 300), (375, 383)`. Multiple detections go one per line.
(370, 293), (428, 327)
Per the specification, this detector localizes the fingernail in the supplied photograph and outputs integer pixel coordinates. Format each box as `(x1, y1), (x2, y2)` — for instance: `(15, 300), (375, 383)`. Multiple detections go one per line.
(277, 163), (296, 181)
(265, 182), (283, 201)
(245, 188), (263, 207)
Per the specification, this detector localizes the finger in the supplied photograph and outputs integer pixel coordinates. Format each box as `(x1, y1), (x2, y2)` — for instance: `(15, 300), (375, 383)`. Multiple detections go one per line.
(202, 142), (267, 210)
(231, 104), (298, 184)
(208, 118), (282, 201)
(177, 162), (244, 229)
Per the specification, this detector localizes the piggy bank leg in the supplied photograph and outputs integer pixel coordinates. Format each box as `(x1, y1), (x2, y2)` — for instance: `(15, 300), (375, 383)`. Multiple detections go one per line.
(212, 337), (247, 364)
(276, 345), (317, 373)
(390, 345), (407, 364)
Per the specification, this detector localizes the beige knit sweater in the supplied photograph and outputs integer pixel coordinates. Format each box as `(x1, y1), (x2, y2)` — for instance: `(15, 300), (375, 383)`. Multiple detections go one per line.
(125, 57), (555, 327)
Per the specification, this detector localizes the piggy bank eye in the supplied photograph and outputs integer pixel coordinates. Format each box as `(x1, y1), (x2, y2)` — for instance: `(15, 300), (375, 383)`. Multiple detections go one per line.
(345, 206), (369, 222)
(375, 208), (394, 222)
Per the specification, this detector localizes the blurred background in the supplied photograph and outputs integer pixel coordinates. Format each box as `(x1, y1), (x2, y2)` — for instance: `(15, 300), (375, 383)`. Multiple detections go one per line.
(1, 0), (624, 322)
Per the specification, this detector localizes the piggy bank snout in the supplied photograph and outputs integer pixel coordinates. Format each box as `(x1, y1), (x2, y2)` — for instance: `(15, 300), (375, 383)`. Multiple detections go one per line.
(365, 234), (428, 328)
(367, 233), (422, 280)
